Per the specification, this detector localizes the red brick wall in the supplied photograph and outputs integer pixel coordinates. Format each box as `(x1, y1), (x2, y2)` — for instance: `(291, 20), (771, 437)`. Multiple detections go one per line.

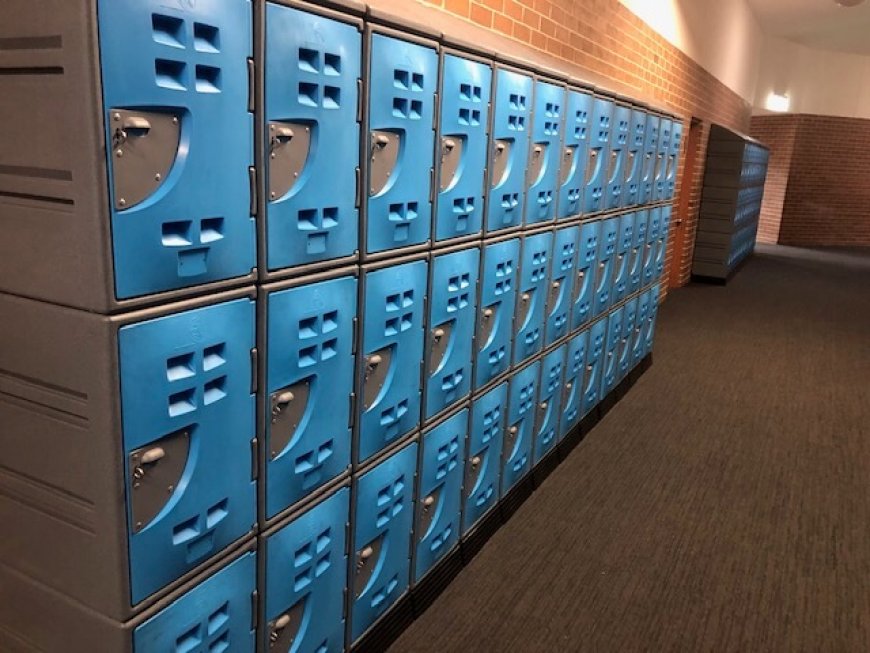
(751, 114), (870, 247)
(368, 0), (754, 291)
(749, 114), (799, 244)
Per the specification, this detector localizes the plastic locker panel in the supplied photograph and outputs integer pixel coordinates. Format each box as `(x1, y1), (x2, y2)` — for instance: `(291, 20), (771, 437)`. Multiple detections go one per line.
(415, 409), (466, 582)
(98, 0), (255, 300)
(643, 284), (660, 357)
(666, 119), (683, 199)
(425, 248), (479, 420)
(502, 360), (540, 496)
(351, 442), (417, 644)
(600, 305), (624, 397)
(118, 298), (256, 605)
(359, 261), (427, 463)
(475, 238), (520, 389)
(618, 296), (638, 380)
(265, 275), (356, 519)
(559, 329), (588, 439)
(654, 117), (672, 201)
(639, 114), (660, 205)
(264, 4), (360, 272)
(513, 232), (552, 365)
(133, 551), (256, 652)
(525, 80), (564, 225)
(533, 344), (565, 465)
(611, 211), (634, 304)
(581, 318), (607, 417)
(592, 216), (619, 318)
(263, 489), (348, 653)
(436, 54), (492, 242)
(545, 225), (578, 346)
(582, 96), (613, 214)
(366, 33), (437, 255)
(643, 206), (661, 287)
(463, 383), (506, 535)
(486, 67), (533, 233)
(623, 107), (646, 206)
(605, 103), (631, 211)
(632, 289), (651, 366)
(629, 209), (648, 295)
(557, 88), (592, 219)
(654, 204), (672, 281)
(571, 220), (598, 331)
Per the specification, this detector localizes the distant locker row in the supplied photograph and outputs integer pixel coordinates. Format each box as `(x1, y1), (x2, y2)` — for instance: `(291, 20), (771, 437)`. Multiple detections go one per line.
(0, 0), (683, 312)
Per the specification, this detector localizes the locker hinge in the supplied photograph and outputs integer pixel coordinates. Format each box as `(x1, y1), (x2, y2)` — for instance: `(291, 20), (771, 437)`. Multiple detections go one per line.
(250, 437), (259, 481)
(355, 167), (361, 208)
(247, 58), (255, 113)
(429, 168), (435, 204)
(348, 392), (356, 429)
(248, 166), (257, 217)
(251, 590), (259, 630)
(351, 316), (359, 355)
(432, 92), (439, 131)
(342, 586), (349, 620)
(356, 78), (363, 123)
(250, 347), (259, 394)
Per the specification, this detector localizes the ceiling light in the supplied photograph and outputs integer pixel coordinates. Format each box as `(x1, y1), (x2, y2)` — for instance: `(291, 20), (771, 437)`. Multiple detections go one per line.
(766, 92), (790, 112)
(834, 0), (865, 7)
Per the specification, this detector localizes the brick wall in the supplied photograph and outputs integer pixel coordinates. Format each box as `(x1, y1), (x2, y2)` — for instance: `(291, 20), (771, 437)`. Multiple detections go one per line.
(368, 0), (754, 291)
(751, 114), (870, 247)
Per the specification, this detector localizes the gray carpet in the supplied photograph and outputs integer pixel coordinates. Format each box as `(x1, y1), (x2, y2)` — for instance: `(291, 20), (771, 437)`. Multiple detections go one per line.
(390, 245), (870, 652)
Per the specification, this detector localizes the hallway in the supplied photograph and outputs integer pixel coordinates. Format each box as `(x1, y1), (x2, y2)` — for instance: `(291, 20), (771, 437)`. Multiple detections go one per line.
(390, 246), (870, 652)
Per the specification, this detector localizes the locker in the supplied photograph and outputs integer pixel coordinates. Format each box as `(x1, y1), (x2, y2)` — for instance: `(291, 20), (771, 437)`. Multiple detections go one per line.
(264, 274), (356, 520)
(643, 207), (661, 287)
(581, 318), (607, 417)
(605, 103), (631, 211)
(351, 441), (417, 644)
(557, 88), (593, 219)
(502, 360), (540, 496)
(415, 409), (467, 582)
(666, 119), (683, 199)
(623, 107), (646, 206)
(600, 305), (624, 397)
(611, 212), (634, 304)
(525, 79), (565, 225)
(633, 289), (651, 366)
(618, 297), (638, 380)
(582, 96), (613, 214)
(533, 344), (566, 465)
(359, 260), (427, 463)
(570, 221), (598, 331)
(545, 225), (579, 346)
(643, 285), (661, 357)
(638, 114), (660, 205)
(559, 329), (588, 439)
(654, 204), (672, 281)
(365, 31), (437, 255)
(262, 488), (348, 652)
(475, 238), (520, 390)
(592, 217), (619, 318)
(513, 232), (552, 365)
(654, 117), (672, 201)
(463, 383), (507, 535)
(435, 53), (493, 242)
(264, 3), (361, 273)
(486, 67), (533, 233)
(629, 210), (649, 295)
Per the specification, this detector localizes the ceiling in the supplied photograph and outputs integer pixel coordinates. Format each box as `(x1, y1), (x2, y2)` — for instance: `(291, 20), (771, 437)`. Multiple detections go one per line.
(746, 0), (870, 55)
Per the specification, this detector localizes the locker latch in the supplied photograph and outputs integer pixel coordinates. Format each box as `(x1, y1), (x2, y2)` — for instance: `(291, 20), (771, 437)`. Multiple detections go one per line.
(479, 305), (497, 350)
(491, 139), (512, 188)
(354, 536), (384, 598)
(528, 143), (547, 186)
(369, 130), (400, 195)
(418, 488), (440, 539)
(429, 321), (453, 374)
(268, 121), (310, 201)
(561, 146), (576, 185)
(363, 349), (390, 410)
(586, 148), (599, 184)
(269, 381), (310, 460)
(128, 429), (189, 532)
(267, 600), (304, 650)
(549, 280), (561, 308)
(440, 136), (464, 192)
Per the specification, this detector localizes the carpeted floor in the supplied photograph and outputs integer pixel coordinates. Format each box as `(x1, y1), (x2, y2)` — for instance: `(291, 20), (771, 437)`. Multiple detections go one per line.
(389, 245), (870, 652)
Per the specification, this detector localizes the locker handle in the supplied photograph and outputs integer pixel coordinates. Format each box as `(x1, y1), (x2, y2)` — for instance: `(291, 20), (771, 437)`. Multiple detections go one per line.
(272, 126), (294, 141)
(360, 546), (374, 560)
(470, 456), (481, 467)
(539, 401), (548, 410)
(274, 614), (291, 629)
(122, 116), (151, 133)
(140, 447), (165, 465)
(422, 495), (435, 508)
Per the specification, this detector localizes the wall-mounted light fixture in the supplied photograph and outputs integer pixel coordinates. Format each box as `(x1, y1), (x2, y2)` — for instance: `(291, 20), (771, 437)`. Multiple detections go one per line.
(765, 92), (791, 112)
(834, 0), (866, 7)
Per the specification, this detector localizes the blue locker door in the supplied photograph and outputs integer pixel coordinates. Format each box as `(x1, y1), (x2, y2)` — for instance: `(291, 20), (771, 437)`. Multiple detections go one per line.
(351, 442), (417, 644)
(639, 114), (660, 205)
(119, 298), (256, 605)
(263, 489), (348, 653)
(265, 4), (360, 272)
(612, 212), (634, 304)
(600, 306), (624, 398)
(475, 238), (520, 389)
(622, 107), (646, 206)
(654, 118), (672, 201)
(486, 68), (533, 233)
(629, 209), (648, 295)
(643, 207), (661, 287)
(557, 89), (592, 219)
(425, 248), (479, 420)
(560, 329), (588, 439)
(592, 217), (619, 318)
(643, 285), (661, 357)
(666, 119), (683, 199)
(632, 289), (651, 366)
(533, 345), (565, 465)
(502, 360), (540, 495)
(545, 226), (578, 346)
(265, 276), (356, 519)
(618, 297), (638, 380)
(133, 551), (255, 652)
(359, 261), (427, 463)
(366, 34), (437, 254)
(98, 0), (255, 300)
(415, 409), (466, 582)
(513, 232), (552, 365)
(463, 383), (506, 535)
(581, 318), (607, 417)
(525, 80), (564, 225)
(436, 54), (492, 242)
(582, 96), (613, 214)
(654, 205), (672, 281)
(605, 104), (630, 211)
(571, 221), (598, 331)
